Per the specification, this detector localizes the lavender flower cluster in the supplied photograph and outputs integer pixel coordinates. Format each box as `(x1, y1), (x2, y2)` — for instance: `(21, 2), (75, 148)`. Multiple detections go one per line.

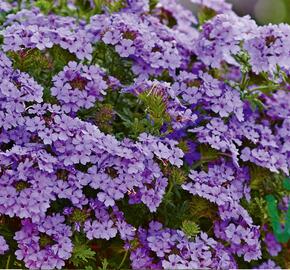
(0, 0), (289, 269)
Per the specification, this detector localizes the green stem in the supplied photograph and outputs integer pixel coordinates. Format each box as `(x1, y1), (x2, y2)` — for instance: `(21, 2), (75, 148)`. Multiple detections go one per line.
(118, 249), (128, 269)
(6, 255), (10, 269)
(114, 92), (121, 107)
(247, 84), (280, 94)
(17, 0), (22, 10)
(191, 156), (219, 170)
(94, 0), (103, 14)
(167, 181), (174, 196)
(133, 99), (143, 115)
(90, 49), (100, 65)
(162, 180), (175, 205)
(240, 72), (248, 91)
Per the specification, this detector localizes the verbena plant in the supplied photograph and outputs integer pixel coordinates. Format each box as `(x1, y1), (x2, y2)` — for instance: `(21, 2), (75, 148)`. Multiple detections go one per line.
(0, 0), (289, 269)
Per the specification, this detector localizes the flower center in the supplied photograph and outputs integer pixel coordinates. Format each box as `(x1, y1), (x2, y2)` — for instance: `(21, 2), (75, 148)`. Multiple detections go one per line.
(123, 31), (137, 40)
(56, 169), (70, 181)
(14, 180), (31, 192)
(95, 104), (115, 133)
(70, 208), (88, 223)
(187, 79), (201, 88)
(69, 75), (88, 91)
(265, 35), (277, 47)
(39, 233), (55, 248)
(105, 167), (119, 178)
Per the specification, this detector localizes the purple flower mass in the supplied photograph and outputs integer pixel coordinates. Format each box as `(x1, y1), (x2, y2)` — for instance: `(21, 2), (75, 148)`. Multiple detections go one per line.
(0, 0), (289, 269)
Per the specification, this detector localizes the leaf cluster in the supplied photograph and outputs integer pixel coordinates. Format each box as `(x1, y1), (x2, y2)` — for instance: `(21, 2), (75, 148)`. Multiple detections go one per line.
(69, 233), (96, 267)
(91, 42), (135, 85)
(138, 88), (171, 133)
(182, 220), (200, 238)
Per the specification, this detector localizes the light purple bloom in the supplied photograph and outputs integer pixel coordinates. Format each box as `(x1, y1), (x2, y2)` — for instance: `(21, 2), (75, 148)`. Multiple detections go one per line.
(0, 235), (9, 254)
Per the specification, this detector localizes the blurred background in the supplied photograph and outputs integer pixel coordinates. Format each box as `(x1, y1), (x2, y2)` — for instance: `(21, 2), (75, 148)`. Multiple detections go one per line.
(230, 0), (290, 25)
(183, 0), (290, 25)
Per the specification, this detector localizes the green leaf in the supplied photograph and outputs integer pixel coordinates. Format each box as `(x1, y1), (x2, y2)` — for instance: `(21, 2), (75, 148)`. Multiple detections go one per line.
(97, 258), (110, 270)
(138, 86), (171, 133)
(70, 245), (96, 267)
(249, 165), (287, 196)
(244, 197), (268, 223)
(108, 0), (126, 13)
(197, 7), (216, 25)
(193, 144), (220, 169)
(35, 0), (54, 14)
(182, 220), (200, 238)
(149, 0), (158, 11)
(249, 165), (273, 191)
(283, 178), (290, 190)
(266, 194), (290, 243)
(91, 42), (134, 85)
(69, 234), (96, 267)
(233, 49), (251, 74)
(190, 196), (218, 220)
(169, 167), (187, 186)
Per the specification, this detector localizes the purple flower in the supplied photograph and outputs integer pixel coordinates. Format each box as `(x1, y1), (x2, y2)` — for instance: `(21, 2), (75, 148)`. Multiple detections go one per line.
(264, 232), (282, 256)
(116, 39), (136, 57)
(130, 221), (236, 270)
(51, 62), (119, 114)
(84, 219), (118, 240)
(0, 235), (9, 254)
(0, 1), (289, 269)
(14, 215), (73, 269)
(2, 10), (92, 60)
(225, 223), (243, 245)
(190, 0), (232, 13)
(244, 24), (290, 74)
(195, 13), (256, 68)
(256, 260), (281, 269)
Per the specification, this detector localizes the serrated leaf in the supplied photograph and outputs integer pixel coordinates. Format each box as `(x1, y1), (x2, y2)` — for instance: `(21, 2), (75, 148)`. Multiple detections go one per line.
(149, 0), (158, 10)
(97, 258), (109, 270)
(249, 165), (272, 190)
(138, 87), (170, 132)
(70, 243), (96, 267)
(182, 220), (200, 238)
(190, 196), (218, 220)
(199, 144), (220, 162)
(245, 197), (268, 223)
(197, 7), (216, 25)
(91, 42), (134, 85)
(35, 0), (54, 14)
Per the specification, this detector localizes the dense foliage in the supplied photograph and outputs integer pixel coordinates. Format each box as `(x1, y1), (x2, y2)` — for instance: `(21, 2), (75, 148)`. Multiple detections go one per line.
(0, 0), (289, 269)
